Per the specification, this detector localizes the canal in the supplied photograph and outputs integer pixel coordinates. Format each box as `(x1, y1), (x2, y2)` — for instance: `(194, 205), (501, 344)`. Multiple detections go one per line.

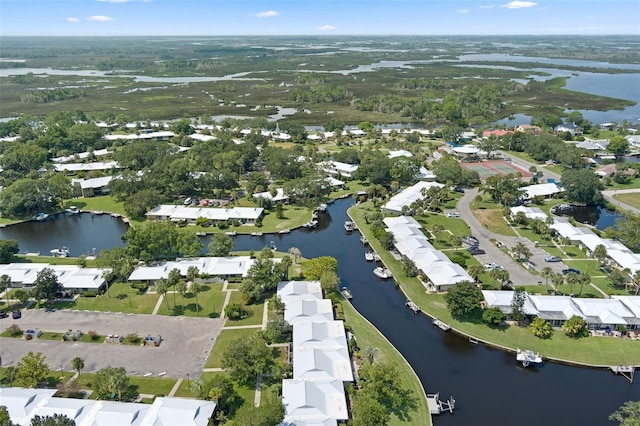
(1, 198), (638, 425)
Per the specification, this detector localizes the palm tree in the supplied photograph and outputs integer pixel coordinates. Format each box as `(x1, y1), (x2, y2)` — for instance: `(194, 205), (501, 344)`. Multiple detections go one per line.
(448, 234), (461, 253)
(191, 282), (201, 316)
(431, 224), (444, 239)
(541, 267), (553, 293)
(288, 247), (302, 264)
(565, 272), (580, 296)
(361, 346), (379, 364)
(578, 273), (591, 296)
(156, 278), (170, 310)
(176, 281), (187, 311)
(0, 274), (10, 307)
(468, 265), (484, 283)
(593, 244), (608, 266)
(512, 242), (531, 260)
(280, 255), (292, 280)
(168, 268), (181, 307)
(71, 357), (84, 376)
(551, 272), (564, 293)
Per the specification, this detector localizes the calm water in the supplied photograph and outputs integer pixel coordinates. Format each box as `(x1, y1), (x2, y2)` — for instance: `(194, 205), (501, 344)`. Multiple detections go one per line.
(557, 206), (622, 230)
(1, 198), (638, 425)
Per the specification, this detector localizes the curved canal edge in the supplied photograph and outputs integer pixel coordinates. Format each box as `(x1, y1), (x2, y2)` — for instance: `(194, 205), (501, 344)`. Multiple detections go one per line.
(347, 204), (640, 370)
(335, 291), (432, 426)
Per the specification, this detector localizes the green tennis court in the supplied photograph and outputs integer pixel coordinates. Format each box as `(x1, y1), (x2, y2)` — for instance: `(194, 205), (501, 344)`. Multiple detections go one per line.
(461, 161), (532, 179)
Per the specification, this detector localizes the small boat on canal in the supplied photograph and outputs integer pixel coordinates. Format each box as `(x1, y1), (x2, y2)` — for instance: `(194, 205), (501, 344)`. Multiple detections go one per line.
(344, 221), (356, 232)
(65, 206), (80, 215)
(341, 287), (353, 299)
(364, 252), (374, 261)
(50, 246), (70, 257)
(373, 266), (392, 279)
(516, 348), (543, 367)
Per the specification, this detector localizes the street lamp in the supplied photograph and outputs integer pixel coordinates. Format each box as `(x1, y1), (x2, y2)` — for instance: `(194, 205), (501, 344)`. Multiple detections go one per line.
(187, 373), (190, 387)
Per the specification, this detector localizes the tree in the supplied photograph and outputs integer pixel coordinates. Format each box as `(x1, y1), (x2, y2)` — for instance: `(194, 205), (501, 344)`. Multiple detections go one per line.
(176, 280), (187, 311)
(96, 247), (135, 283)
(32, 268), (63, 304)
(561, 169), (603, 206)
(361, 346), (379, 364)
(482, 307), (506, 326)
(287, 247), (302, 263)
(608, 135), (630, 155)
(401, 256), (419, 278)
(14, 289), (29, 305)
(0, 406), (14, 426)
(563, 315), (588, 338)
(208, 233), (234, 257)
(357, 362), (416, 421)
(71, 357), (84, 375)
(16, 351), (50, 388)
(609, 400), (640, 426)
(530, 316), (554, 338)
(93, 366), (137, 401)
(512, 242), (531, 261)
(0, 239), (19, 263)
(380, 232), (395, 250)
(221, 334), (276, 386)
(565, 272), (580, 295)
(608, 268), (628, 289)
(319, 270), (340, 294)
(191, 374), (240, 419)
(541, 267), (553, 293)
(122, 220), (202, 262)
(510, 286), (527, 323)
(301, 256), (338, 280)
(448, 234), (462, 253)
(351, 392), (390, 426)
(167, 268), (181, 307)
(593, 244), (608, 266)
(156, 278), (170, 310)
(468, 265), (484, 283)
(29, 414), (75, 426)
(0, 274), (10, 307)
(191, 282), (202, 316)
(232, 387), (284, 426)
(443, 281), (483, 318)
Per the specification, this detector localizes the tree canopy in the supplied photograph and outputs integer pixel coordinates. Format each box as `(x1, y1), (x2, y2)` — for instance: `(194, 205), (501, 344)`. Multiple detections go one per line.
(32, 268), (64, 303)
(221, 334), (277, 386)
(301, 256), (338, 281)
(443, 281), (483, 317)
(208, 233), (234, 257)
(16, 352), (50, 388)
(122, 220), (202, 262)
(93, 366), (138, 401)
(0, 239), (19, 263)
(561, 168), (603, 206)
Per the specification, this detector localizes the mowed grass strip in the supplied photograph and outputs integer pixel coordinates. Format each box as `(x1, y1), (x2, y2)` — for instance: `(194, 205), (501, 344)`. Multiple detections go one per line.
(225, 291), (264, 326)
(205, 328), (261, 369)
(53, 282), (159, 314)
(473, 208), (517, 236)
(156, 282), (225, 319)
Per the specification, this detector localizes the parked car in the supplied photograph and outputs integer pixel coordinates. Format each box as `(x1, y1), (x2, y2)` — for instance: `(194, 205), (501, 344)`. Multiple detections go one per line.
(467, 247), (486, 255)
(12, 310), (21, 319)
(544, 256), (562, 262)
(562, 268), (581, 275)
(462, 236), (479, 245)
(0, 311), (8, 319)
(446, 211), (461, 218)
(183, 197), (192, 205)
(484, 262), (502, 270)
(453, 187), (465, 194)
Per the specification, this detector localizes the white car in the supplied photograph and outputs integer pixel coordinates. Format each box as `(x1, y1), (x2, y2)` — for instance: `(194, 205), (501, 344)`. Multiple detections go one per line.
(446, 211), (461, 218)
(484, 262), (502, 270)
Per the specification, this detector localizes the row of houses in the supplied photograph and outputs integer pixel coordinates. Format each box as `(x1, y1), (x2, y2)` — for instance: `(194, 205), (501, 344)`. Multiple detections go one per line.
(0, 387), (216, 426)
(383, 181), (445, 215)
(145, 204), (264, 225)
(0, 264), (110, 294)
(383, 216), (473, 291)
(482, 290), (640, 329)
(127, 256), (261, 282)
(276, 281), (354, 425)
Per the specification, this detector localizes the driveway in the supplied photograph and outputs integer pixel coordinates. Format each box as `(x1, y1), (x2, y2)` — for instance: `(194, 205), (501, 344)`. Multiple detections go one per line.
(456, 188), (568, 286)
(0, 309), (224, 378)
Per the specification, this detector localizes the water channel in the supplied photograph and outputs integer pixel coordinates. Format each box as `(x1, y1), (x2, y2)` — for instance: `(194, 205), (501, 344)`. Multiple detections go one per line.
(1, 198), (638, 425)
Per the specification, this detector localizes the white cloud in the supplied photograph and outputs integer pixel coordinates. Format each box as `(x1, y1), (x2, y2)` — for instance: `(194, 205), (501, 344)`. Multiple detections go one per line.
(501, 1), (537, 9)
(87, 15), (113, 22)
(480, 4), (496, 8)
(254, 11), (279, 18)
(457, 9), (469, 14)
(65, 17), (80, 23)
(318, 24), (336, 31)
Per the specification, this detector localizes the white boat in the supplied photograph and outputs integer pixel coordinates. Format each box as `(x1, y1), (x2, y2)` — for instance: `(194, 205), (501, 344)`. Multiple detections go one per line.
(373, 266), (392, 279)
(344, 221), (356, 232)
(317, 203), (328, 212)
(278, 229), (290, 234)
(516, 348), (543, 367)
(364, 252), (374, 261)
(50, 246), (70, 257)
(360, 236), (368, 245)
(34, 212), (50, 222)
(65, 206), (80, 215)
(372, 253), (382, 262)
(269, 241), (277, 251)
(304, 220), (318, 229)
(433, 319), (451, 331)
(225, 231), (237, 236)
(406, 299), (421, 313)
(341, 287), (353, 299)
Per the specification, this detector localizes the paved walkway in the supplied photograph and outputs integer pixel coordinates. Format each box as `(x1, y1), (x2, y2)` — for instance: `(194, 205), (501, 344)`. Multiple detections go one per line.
(168, 378), (183, 397)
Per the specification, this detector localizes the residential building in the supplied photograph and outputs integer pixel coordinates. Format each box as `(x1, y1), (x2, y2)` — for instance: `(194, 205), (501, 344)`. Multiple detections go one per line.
(145, 204), (263, 224)
(382, 181), (444, 215)
(0, 263), (110, 294)
(71, 176), (113, 197)
(128, 256), (261, 282)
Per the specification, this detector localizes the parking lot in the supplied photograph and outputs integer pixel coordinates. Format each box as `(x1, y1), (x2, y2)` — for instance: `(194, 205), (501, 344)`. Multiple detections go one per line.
(0, 309), (224, 378)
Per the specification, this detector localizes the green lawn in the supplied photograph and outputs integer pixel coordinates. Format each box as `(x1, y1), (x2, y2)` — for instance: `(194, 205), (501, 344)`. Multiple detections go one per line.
(472, 208), (517, 236)
(52, 282), (159, 314)
(9, 255), (98, 266)
(591, 276), (635, 297)
(562, 259), (599, 275)
(613, 192), (640, 209)
(75, 373), (177, 397)
(226, 291), (264, 326)
(416, 213), (472, 238)
(0, 367), (74, 387)
(63, 196), (128, 218)
(156, 282), (225, 318)
(205, 328), (261, 369)
(350, 202), (640, 366)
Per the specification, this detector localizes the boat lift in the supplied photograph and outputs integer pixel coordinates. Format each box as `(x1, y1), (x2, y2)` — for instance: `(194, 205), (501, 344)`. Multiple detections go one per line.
(610, 366), (635, 383)
(427, 392), (455, 415)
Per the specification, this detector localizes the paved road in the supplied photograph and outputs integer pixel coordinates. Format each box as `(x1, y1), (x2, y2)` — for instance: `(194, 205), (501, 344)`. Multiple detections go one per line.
(455, 188), (568, 286)
(0, 309), (224, 378)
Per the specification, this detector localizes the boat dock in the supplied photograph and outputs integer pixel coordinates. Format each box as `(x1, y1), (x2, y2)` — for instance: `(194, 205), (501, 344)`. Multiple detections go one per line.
(427, 393), (455, 415)
(433, 318), (451, 331)
(516, 348), (543, 367)
(341, 287), (353, 300)
(610, 365), (635, 383)
(405, 299), (420, 313)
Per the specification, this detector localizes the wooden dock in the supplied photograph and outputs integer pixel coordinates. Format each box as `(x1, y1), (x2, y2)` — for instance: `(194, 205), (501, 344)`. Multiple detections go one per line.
(427, 393), (455, 415)
(433, 319), (451, 331)
(405, 299), (420, 313)
(610, 365), (635, 383)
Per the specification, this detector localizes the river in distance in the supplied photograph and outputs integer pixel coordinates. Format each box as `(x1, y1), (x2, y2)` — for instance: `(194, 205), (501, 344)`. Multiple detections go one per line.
(1, 198), (638, 425)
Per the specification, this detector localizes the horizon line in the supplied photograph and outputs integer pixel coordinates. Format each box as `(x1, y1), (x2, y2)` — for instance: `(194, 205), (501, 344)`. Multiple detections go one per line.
(1, 33), (639, 37)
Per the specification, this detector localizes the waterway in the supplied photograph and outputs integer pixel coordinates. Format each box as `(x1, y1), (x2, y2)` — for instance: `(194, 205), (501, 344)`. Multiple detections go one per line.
(1, 199), (638, 425)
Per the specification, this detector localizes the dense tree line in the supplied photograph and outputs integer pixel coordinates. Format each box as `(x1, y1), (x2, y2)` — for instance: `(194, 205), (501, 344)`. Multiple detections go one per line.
(20, 89), (85, 104)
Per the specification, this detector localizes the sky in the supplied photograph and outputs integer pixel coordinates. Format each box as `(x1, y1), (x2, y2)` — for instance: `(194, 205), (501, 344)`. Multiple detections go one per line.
(1, 0), (639, 36)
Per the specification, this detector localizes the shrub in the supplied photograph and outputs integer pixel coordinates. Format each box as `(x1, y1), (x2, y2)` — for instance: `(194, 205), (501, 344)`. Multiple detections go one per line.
(6, 324), (22, 337)
(125, 333), (141, 345)
(530, 316), (554, 339)
(82, 291), (99, 297)
(482, 307), (505, 326)
(563, 315), (588, 338)
(87, 330), (100, 341)
(225, 302), (247, 320)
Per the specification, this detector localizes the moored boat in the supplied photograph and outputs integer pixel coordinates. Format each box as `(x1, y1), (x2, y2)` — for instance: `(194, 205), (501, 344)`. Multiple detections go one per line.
(344, 221), (356, 232)
(373, 266), (392, 279)
(65, 206), (80, 215)
(341, 287), (353, 299)
(516, 348), (543, 367)
(50, 246), (70, 257)
(364, 252), (374, 261)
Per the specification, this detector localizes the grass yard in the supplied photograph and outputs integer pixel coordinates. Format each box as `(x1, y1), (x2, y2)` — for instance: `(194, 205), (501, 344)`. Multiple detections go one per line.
(0, 368), (75, 387)
(416, 213), (472, 238)
(226, 291), (265, 326)
(156, 282), (225, 318)
(542, 245), (565, 258)
(590, 276), (634, 297)
(52, 282), (159, 314)
(472, 208), (517, 236)
(562, 259), (600, 275)
(10, 255), (98, 267)
(62, 196), (136, 222)
(75, 373), (177, 398)
(204, 328), (261, 369)
(613, 192), (640, 209)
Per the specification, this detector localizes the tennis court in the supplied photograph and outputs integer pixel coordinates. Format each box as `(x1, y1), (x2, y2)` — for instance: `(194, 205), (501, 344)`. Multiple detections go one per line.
(461, 161), (532, 179)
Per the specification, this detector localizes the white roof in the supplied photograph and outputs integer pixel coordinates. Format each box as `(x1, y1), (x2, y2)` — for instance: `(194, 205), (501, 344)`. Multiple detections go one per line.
(324, 177), (344, 187)
(293, 321), (348, 351)
(612, 296), (640, 318)
(383, 181), (444, 213)
(521, 183), (563, 199)
(54, 162), (120, 172)
(0, 388), (57, 423)
(317, 161), (359, 175)
(146, 204), (263, 222)
(253, 188), (289, 202)
(293, 346), (353, 382)
(52, 149), (112, 163)
(277, 281), (323, 302)
(571, 298), (635, 325)
(284, 299), (334, 325)
(452, 145), (478, 155)
(71, 176), (113, 190)
(422, 262), (472, 287)
(482, 290), (538, 315)
(387, 149), (413, 159)
(104, 131), (175, 141)
(0, 264), (109, 290)
(282, 380), (348, 423)
(510, 205), (548, 221)
(188, 133), (217, 142)
(528, 295), (583, 320)
(128, 256), (256, 280)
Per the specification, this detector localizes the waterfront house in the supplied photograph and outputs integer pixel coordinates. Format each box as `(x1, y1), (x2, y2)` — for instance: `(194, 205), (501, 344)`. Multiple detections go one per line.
(71, 176), (113, 197)
(145, 204), (263, 225)
(281, 380), (349, 425)
(127, 256), (258, 283)
(317, 160), (359, 179)
(0, 263), (110, 294)
(382, 181), (445, 215)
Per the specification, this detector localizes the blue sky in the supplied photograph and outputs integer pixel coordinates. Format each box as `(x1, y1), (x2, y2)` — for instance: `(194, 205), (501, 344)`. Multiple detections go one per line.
(1, 0), (639, 36)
